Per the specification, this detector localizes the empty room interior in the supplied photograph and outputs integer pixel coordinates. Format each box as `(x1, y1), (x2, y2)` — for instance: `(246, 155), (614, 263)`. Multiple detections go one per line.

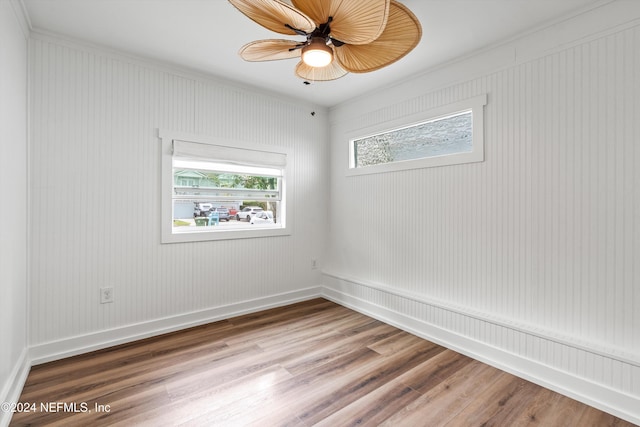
(1, 0), (639, 425)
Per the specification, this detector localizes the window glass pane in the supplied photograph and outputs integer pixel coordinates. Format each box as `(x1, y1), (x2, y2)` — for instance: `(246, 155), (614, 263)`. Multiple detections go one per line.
(173, 169), (280, 200)
(353, 110), (472, 168)
(172, 200), (280, 230)
(172, 163), (282, 233)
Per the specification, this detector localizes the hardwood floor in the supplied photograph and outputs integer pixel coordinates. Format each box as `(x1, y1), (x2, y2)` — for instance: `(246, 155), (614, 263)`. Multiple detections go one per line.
(9, 299), (636, 426)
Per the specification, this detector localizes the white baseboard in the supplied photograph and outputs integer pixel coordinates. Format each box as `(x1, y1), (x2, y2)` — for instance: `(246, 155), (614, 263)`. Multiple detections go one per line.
(0, 348), (30, 427)
(29, 286), (322, 365)
(322, 279), (640, 426)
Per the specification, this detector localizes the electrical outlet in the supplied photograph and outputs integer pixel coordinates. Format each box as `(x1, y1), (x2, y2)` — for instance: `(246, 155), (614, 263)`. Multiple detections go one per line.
(100, 287), (114, 304)
(311, 258), (318, 269)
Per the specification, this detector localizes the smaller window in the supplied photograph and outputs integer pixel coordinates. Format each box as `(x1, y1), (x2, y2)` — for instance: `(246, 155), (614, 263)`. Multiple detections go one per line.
(347, 94), (487, 175)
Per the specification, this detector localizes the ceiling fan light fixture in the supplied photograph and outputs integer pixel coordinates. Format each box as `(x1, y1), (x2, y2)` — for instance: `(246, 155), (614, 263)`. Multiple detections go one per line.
(302, 37), (333, 67)
(229, 0), (422, 81)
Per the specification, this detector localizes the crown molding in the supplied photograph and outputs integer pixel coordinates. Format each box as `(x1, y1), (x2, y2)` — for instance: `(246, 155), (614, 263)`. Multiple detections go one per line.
(9, 0), (31, 39)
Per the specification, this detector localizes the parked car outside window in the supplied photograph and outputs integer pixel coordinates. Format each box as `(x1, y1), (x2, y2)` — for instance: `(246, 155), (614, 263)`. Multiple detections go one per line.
(250, 211), (274, 224)
(212, 207), (230, 221)
(236, 206), (263, 222)
(194, 204), (230, 221)
(194, 202), (213, 218)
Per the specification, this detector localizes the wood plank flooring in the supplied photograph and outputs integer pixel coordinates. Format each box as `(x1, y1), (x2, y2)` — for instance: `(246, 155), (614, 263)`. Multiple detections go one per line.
(9, 298), (636, 426)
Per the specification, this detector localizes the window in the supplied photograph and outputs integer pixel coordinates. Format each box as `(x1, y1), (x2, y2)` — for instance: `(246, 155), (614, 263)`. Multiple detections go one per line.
(160, 130), (291, 243)
(347, 94), (487, 175)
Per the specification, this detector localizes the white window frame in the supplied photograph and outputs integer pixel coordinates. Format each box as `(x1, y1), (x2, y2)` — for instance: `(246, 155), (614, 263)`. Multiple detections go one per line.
(160, 129), (292, 243)
(347, 94), (487, 176)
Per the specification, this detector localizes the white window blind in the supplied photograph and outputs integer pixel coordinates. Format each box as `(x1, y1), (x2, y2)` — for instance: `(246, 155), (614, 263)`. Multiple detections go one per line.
(173, 140), (286, 168)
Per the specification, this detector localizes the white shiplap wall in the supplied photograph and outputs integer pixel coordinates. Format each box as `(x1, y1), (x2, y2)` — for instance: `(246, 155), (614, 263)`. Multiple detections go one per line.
(325, 2), (639, 423)
(0, 1), (30, 425)
(28, 33), (327, 361)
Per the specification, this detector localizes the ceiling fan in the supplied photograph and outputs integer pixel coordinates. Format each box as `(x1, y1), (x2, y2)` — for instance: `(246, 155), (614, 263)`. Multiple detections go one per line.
(228, 0), (422, 81)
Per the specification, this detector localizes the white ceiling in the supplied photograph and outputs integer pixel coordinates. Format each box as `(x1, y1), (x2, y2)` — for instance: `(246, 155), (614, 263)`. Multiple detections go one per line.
(23, 0), (605, 107)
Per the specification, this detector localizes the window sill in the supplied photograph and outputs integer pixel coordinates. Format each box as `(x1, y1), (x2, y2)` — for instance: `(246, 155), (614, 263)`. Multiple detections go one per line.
(162, 226), (290, 243)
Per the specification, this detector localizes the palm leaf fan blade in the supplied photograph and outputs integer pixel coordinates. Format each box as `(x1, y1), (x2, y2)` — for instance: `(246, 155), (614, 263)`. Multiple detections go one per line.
(292, 0), (390, 45)
(290, 0), (335, 28)
(239, 40), (302, 61)
(229, 0), (316, 36)
(295, 60), (348, 81)
(335, 0), (421, 73)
